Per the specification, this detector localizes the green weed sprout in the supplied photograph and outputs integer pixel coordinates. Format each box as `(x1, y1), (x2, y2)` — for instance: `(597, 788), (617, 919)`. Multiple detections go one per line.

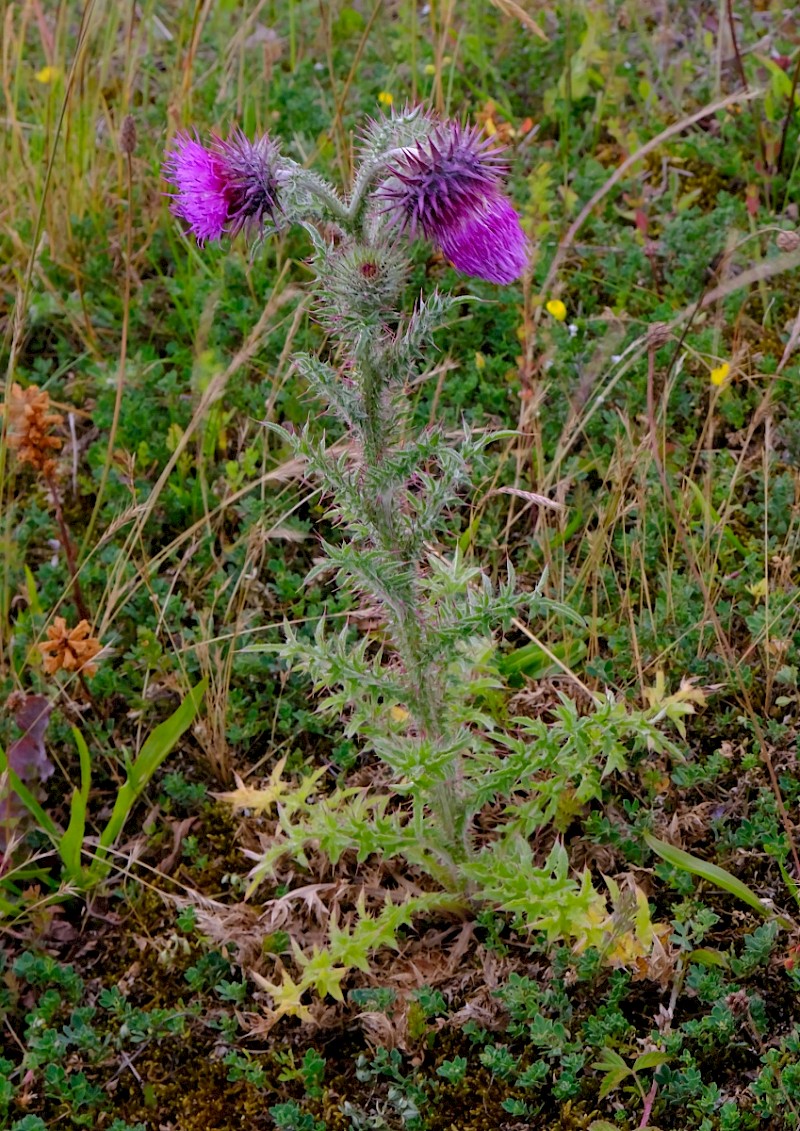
(164, 107), (674, 1015)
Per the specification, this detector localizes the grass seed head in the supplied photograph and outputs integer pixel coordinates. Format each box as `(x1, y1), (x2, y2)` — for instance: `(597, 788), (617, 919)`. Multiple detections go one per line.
(120, 114), (137, 156)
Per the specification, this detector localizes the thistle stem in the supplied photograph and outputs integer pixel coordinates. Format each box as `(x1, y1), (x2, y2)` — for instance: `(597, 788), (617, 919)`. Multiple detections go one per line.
(289, 169), (351, 225)
(359, 358), (387, 467)
(345, 154), (396, 229)
(356, 348), (467, 863)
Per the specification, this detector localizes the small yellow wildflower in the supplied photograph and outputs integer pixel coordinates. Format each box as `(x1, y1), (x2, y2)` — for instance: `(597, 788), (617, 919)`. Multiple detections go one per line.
(710, 362), (730, 387)
(424, 63), (436, 76)
(746, 577), (768, 601)
(546, 299), (567, 322)
(377, 91), (393, 108)
(474, 351), (486, 371)
(389, 705), (409, 723)
(35, 65), (61, 84)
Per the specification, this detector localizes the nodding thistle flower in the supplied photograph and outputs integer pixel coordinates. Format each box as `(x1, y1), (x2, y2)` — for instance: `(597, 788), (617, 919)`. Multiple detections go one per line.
(212, 128), (282, 238)
(378, 120), (528, 285)
(162, 133), (230, 244)
(163, 129), (281, 244)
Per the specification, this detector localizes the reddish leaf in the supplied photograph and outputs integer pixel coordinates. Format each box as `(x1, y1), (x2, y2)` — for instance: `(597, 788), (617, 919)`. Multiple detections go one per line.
(7, 694), (54, 781)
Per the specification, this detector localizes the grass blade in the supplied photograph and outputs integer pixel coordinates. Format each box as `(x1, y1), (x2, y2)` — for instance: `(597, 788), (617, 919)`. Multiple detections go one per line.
(95, 679), (207, 872)
(644, 832), (788, 923)
(59, 728), (92, 883)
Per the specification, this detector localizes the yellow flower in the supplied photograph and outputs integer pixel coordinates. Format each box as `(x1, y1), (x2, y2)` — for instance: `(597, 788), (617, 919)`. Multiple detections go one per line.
(424, 63), (436, 76)
(35, 65), (61, 84)
(710, 362), (730, 387)
(746, 577), (768, 602)
(377, 91), (393, 107)
(546, 299), (567, 322)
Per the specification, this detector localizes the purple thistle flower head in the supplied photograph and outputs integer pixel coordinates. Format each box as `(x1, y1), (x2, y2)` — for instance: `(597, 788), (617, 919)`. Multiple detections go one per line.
(163, 132), (231, 245)
(211, 128), (282, 238)
(378, 121), (528, 285)
(162, 128), (281, 245)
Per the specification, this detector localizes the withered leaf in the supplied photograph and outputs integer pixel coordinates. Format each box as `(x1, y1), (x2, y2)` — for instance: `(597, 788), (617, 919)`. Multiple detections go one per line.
(7, 693), (54, 781)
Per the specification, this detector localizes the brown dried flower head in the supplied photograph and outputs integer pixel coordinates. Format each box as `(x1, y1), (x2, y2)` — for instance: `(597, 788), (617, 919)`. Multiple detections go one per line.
(777, 229), (800, 253)
(5, 383), (63, 477)
(120, 114), (137, 156)
(39, 617), (102, 677)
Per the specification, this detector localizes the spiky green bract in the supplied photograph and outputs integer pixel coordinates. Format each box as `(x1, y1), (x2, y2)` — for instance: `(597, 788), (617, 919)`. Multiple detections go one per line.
(299, 427), (494, 557)
(291, 356), (366, 432)
(314, 241), (409, 350)
(358, 104), (438, 162)
(390, 289), (465, 368)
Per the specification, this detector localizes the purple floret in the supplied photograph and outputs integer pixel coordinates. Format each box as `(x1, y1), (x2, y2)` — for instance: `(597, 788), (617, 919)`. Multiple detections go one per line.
(163, 128), (281, 244)
(439, 192), (528, 285)
(378, 120), (528, 284)
(163, 133), (231, 244)
(212, 128), (282, 237)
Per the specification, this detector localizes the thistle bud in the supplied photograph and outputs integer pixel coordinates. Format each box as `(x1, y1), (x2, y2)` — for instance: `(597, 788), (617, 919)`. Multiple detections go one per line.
(322, 243), (409, 325)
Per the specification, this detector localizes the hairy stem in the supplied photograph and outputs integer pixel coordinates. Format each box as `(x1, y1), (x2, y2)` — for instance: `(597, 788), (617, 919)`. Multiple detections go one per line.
(356, 348), (468, 861)
(359, 357), (388, 467)
(289, 167), (351, 224)
(345, 147), (408, 230)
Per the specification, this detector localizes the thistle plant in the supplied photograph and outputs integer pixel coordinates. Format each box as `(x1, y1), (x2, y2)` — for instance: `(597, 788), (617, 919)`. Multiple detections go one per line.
(164, 108), (675, 1013)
